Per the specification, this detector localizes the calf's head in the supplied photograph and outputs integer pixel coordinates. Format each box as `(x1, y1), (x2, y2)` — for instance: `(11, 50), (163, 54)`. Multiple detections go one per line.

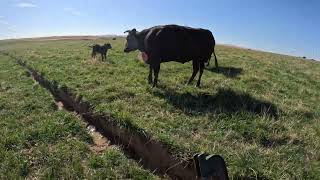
(124, 28), (138, 53)
(104, 43), (112, 49)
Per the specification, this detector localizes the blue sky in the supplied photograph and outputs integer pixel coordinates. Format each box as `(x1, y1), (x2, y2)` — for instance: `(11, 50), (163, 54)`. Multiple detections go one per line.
(0, 0), (319, 59)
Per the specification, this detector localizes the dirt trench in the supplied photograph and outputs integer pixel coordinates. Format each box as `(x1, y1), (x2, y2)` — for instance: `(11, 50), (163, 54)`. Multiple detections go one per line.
(12, 57), (197, 180)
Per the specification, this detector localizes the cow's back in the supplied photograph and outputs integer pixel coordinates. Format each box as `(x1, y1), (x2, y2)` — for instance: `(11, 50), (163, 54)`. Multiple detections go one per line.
(148, 25), (215, 63)
(93, 45), (101, 53)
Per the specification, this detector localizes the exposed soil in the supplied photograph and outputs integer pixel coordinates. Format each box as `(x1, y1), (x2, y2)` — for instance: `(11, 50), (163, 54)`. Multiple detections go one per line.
(87, 125), (110, 153)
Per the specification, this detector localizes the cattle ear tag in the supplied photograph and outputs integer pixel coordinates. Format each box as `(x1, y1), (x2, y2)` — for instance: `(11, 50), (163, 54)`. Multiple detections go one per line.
(141, 52), (148, 63)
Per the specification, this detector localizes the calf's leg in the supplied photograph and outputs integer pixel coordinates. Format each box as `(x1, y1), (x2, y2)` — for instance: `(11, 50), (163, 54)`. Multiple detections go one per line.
(188, 60), (200, 84)
(103, 53), (106, 61)
(91, 51), (96, 59)
(101, 54), (104, 61)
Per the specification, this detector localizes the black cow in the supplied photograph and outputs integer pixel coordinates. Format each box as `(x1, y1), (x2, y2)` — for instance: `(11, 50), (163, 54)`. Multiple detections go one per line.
(124, 24), (218, 87)
(90, 43), (112, 61)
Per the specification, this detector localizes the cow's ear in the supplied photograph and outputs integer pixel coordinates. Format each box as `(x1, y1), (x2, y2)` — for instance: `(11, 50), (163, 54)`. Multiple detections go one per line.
(132, 28), (137, 34)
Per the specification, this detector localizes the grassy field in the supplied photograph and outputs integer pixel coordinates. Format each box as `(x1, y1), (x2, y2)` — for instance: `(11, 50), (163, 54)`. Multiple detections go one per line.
(0, 54), (158, 179)
(1, 37), (319, 179)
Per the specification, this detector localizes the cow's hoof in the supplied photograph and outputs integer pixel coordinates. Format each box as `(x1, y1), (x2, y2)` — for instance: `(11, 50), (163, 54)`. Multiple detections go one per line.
(196, 84), (201, 88)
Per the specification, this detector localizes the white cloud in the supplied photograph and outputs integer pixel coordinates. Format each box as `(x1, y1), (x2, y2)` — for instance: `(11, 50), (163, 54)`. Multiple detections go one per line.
(7, 25), (17, 32)
(16, 2), (37, 8)
(64, 8), (82, 16)
(0, 17), (16, 32)
(0, 20), (9, 25)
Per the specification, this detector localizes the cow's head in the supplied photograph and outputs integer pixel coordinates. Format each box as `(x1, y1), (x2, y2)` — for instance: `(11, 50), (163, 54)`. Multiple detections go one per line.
(124, 28), (138, 53)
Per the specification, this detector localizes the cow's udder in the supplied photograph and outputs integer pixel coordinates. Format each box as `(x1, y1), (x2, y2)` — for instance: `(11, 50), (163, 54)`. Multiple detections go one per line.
(141, 52), (149, 63)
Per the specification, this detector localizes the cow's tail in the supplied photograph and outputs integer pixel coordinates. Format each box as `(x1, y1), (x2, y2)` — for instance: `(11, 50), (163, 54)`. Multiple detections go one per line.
(206, 48), (218, 68)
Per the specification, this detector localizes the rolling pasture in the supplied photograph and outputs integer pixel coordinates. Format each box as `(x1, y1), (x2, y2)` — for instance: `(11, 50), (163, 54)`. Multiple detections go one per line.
(0, 37), (319, 179)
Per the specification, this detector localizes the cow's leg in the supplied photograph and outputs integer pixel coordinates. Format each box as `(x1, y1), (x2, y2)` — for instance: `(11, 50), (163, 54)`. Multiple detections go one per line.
(148, 66), (153, 84)
(188, 60), (199, 84)
(153, 64), (160, 87)
(196, 62), (205, 87)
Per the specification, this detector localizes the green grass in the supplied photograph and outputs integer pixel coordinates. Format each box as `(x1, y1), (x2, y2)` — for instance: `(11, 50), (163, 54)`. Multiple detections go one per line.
(0, 54), (158, 179)
(1, 38), (320, 179)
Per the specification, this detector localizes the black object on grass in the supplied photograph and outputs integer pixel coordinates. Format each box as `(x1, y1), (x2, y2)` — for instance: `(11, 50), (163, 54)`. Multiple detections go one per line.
(193, 153), (229, 180)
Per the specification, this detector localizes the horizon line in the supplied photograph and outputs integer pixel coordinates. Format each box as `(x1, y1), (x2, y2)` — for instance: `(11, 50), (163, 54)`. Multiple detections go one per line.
(0, 34), (319, 62)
